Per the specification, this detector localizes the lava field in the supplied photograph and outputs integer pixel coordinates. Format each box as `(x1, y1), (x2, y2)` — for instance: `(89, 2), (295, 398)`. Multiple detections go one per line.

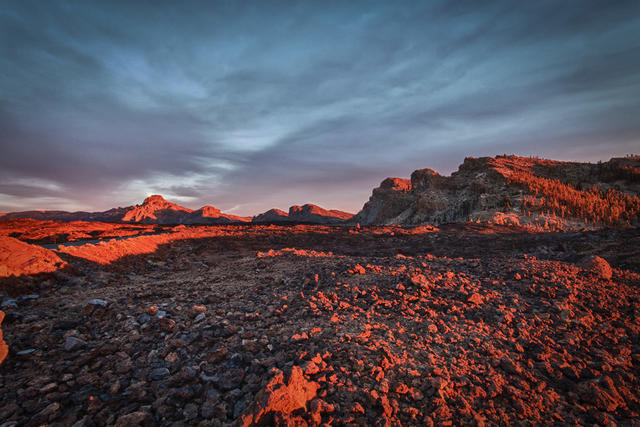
(0, 222), (639, 426)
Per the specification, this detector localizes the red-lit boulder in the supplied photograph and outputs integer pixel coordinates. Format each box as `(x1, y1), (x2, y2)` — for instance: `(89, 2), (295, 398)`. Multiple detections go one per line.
(240, 365), (319, 426)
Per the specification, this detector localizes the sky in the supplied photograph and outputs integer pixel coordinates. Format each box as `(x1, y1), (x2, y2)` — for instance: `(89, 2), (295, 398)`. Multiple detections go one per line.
(1, 1), (639, 215)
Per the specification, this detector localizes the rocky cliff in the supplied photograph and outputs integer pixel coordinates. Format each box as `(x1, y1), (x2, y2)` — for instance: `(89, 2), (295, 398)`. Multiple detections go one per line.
(354, 155), (640, 229)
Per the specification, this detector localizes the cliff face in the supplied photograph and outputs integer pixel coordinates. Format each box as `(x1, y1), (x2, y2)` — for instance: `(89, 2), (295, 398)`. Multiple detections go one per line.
(353, 155), (640, 229)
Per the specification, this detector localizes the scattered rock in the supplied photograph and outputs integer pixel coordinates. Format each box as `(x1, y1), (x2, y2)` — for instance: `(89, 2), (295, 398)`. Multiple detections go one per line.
(64, 336), (87, 352)
(467, 293), (483, 305)
(183, 403), (198, 421)
(351, 264), (366, 274)
(114, 411), (153, 427)
(149, 368), (170, 381)
(1, 299), (17, 309)
(1, 217), (639, 426)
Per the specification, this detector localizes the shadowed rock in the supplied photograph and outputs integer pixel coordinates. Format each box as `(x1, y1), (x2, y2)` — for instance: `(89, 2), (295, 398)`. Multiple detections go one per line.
(0, 311), (7, 365)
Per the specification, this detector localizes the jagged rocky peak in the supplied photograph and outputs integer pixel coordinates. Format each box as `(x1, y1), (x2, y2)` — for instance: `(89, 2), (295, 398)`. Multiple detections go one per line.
(137, 195), (191, 211)
(122, 195), (193, 224)
(142, 194), (167, 204)
(378, 177), (412, 192)
(410, 168), (447, 190)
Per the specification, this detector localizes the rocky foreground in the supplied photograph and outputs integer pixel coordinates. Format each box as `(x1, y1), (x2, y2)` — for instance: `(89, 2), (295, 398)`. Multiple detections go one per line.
(0, 223), (639, 426)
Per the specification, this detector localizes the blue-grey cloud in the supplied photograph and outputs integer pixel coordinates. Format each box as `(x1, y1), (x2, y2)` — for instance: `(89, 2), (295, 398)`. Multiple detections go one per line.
(0, 0), (639, 214)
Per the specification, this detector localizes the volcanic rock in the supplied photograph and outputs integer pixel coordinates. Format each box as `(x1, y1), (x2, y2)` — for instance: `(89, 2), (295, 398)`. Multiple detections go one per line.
(64, 336), (87, 351)
(241, 366), (319, 426)
(0, 311), (7, 365)
(353, 155), (640, 229)
(114, 411), (153, 427)
(150, 367), (170, 381)
(1, 215), (639, 425)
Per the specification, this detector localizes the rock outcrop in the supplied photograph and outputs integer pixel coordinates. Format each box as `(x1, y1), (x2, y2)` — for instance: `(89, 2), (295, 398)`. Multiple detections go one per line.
(354, 155), (640, 229)
(253, 205), (354, 225)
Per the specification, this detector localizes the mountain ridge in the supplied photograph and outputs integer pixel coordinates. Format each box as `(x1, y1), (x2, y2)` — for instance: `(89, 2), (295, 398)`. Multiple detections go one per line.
(2, 155), (639, 229)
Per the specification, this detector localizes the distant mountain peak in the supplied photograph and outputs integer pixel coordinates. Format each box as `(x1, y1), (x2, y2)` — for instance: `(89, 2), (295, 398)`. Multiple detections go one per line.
(142, 195), (169, 205)
(122, 195), (192, 223)
(253, 204), (353, 224)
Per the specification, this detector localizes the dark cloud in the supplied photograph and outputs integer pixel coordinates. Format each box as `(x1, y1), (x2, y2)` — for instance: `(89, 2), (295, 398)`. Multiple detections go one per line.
(1, 0), (639, 214)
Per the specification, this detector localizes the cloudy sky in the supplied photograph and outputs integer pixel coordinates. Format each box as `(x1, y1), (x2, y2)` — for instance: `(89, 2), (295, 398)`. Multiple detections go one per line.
(1, 1), (639, 215)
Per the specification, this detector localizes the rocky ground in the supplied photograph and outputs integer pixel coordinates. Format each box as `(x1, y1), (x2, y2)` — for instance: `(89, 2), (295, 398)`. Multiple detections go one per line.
(0, 222), (639, 426)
